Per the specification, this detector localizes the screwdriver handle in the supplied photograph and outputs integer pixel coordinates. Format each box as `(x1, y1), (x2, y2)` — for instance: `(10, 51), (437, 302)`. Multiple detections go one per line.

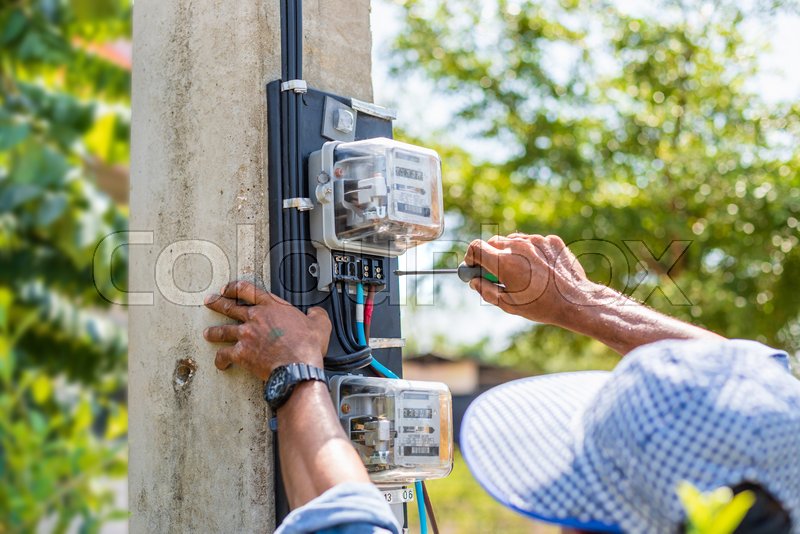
(457, 262), (499, 284)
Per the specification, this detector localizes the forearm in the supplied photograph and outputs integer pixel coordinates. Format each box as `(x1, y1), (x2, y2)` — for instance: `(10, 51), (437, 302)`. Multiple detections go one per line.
(276, 380), (370, 509)
(560, 284), (724, 355)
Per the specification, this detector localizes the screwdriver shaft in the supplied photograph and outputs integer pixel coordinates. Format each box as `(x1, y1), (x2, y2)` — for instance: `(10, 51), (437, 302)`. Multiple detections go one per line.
(395, 263), (500, 283)
(394, 269), (458, 276)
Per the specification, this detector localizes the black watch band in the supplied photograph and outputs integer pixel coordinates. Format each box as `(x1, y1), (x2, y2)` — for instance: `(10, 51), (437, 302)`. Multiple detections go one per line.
(264, 363), (326, 411)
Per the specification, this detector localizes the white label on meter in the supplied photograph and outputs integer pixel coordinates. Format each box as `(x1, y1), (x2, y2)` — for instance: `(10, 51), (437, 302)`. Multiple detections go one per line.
(383, 487), (415, 504)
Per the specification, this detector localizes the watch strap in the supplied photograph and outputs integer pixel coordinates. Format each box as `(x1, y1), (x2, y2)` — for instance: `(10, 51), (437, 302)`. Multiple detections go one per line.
(287, 362), (326, 382)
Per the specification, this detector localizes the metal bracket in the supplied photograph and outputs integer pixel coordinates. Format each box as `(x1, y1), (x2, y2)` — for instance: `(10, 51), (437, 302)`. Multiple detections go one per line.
(350, 98), (397, 121)
(282, 197), (314, 211)
(280, 79), (308, 93)
(369, 338), (406, 349)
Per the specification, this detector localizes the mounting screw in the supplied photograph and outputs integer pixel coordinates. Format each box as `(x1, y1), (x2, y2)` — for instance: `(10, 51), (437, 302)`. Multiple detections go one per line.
(308, 263), (319, 277)
(316, 184), (333, 203)
(317, 172), (330, 184)
(333, 108), (355, 133)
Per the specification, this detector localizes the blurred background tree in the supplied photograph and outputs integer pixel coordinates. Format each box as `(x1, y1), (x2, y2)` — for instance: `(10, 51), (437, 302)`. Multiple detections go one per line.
(391, 0), (800, 373)
(0, 0), (130, 530)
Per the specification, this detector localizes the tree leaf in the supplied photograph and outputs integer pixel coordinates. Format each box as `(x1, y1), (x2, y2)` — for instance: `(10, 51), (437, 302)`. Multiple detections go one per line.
(0, 183), (42, 210)
(35, 192), (68, 227)
(0, 121), (31, 151)
(1, 9), (28, 45)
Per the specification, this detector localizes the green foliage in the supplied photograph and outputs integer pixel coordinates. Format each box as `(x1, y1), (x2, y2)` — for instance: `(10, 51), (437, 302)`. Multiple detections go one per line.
(391, 0), (800, 367)
(678, 482), (755, 534)
(0, 0), (130, 530)
(1, 1), (130, 379)
(0, 296), (127, 532)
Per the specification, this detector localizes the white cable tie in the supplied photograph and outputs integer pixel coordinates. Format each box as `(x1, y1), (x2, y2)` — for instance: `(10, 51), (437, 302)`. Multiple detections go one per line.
(280, 79), (308, 93)
(282, 198), (314, 211)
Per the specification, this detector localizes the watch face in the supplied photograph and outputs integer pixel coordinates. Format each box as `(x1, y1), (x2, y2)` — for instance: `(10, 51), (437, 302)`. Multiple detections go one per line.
(267, 367), (291, 403)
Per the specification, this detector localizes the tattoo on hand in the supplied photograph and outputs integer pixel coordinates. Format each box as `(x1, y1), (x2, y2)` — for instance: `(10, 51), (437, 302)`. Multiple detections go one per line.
(269, 327), (285, 341)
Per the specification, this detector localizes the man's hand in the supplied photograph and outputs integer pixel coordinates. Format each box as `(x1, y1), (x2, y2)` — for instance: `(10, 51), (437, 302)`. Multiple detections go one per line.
(465, 233), (604, 328)
(203, 280), (332, 380)
(466, 232), (723, 354)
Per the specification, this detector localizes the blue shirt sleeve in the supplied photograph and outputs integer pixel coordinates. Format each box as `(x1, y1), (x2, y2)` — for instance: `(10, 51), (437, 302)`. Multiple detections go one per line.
(275, 482), (401, 534)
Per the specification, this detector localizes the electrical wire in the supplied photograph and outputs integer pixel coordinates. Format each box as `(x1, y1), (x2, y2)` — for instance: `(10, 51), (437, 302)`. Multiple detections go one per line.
(415, 480), (428, 534)
(356, 283), (367, 347)
(368, 356), (397, 380)
(276, 0), (305, 523)
(340, 283), (360, 350)
(330, 282), (356, 353)
(324, 283), (372, 371)
(422, 482), (440, 534)
(364, 286), (375, 342)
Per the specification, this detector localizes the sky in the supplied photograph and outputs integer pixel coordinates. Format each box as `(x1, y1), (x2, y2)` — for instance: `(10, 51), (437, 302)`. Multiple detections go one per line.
(369, 0), (800, 357)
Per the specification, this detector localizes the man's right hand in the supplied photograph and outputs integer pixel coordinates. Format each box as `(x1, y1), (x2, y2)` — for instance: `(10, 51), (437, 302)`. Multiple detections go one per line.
(466, 232), (724, 354)
(465, 234), (609, 328)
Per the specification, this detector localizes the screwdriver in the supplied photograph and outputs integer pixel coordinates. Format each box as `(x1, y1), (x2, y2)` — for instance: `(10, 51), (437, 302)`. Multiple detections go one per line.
(395, 262), (500, 283)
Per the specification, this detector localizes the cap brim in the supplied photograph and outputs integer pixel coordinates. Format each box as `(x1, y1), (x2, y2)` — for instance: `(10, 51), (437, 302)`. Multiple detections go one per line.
(460, 371), (621, 532)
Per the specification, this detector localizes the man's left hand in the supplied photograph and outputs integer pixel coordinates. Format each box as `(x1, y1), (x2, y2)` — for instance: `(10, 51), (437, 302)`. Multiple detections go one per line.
(203, 280), (331, 381)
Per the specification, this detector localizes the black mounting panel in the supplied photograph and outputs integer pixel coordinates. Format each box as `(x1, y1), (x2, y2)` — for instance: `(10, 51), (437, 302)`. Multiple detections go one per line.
(266, 81), (405, 523)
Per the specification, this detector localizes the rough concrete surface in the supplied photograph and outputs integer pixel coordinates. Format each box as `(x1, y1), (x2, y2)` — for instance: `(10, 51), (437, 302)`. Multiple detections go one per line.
(129, 0), (373, 532)
(303, 0), (374, 101)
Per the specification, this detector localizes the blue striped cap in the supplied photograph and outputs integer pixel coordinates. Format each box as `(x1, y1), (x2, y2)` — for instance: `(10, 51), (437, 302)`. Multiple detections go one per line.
(461, 339), (800, 533)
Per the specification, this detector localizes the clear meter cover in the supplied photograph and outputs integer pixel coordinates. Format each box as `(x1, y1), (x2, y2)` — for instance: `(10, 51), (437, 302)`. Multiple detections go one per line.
(330, 375), (453, 484)
(331, 138), (444, 253)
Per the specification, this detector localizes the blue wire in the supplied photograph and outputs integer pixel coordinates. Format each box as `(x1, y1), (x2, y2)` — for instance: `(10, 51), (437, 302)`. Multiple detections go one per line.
(356, 283), (367, 347)
(415, 480), (427, 534)
(369, 357), (398, 379)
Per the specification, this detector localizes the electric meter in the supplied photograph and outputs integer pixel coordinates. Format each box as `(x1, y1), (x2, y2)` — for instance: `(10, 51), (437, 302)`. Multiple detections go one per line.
(309, 138), (444, 288)
(329, 375), (453, 484)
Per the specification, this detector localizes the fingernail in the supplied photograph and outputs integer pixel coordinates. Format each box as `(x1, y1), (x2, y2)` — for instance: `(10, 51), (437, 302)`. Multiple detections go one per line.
(220, 285), (227, 294)
(204, 294), (214, 304)
(203, 328), (209, 338)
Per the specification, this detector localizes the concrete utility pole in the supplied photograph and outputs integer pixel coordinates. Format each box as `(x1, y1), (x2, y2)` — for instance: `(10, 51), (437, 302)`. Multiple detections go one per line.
(129, 1), (373, 531)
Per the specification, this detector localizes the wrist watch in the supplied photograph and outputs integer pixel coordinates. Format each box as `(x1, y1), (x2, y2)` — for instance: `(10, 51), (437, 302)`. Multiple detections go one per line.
(264, 363), (326, 411)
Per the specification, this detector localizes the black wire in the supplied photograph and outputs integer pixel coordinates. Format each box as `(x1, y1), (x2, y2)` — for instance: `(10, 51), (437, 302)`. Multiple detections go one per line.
(294, 93), (307, 310)
(279, 0), (308, 311)
(330, 282), (356, 353)
(327, 346), (372, 366)
(294, 0), (302, 77)
(324, 347), (373, 372)
(340, 283), (361, 349)
(324, 284), (372, 371)
(277, 0), (307, 526)
(279, 1), (288, 79)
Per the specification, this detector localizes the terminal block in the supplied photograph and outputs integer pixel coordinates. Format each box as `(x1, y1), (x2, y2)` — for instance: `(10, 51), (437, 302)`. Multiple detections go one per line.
(331, 253), (387, 286)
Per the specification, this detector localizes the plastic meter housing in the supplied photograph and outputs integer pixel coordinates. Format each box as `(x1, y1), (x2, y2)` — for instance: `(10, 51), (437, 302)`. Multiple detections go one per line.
(309, 138), (444, 258)
(329, 375), (453, 484)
